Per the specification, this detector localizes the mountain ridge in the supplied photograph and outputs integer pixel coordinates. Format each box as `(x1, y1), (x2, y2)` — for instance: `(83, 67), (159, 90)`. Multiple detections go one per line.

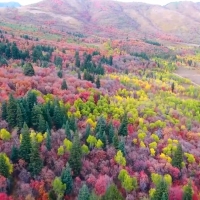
(1, 0), (200, 43)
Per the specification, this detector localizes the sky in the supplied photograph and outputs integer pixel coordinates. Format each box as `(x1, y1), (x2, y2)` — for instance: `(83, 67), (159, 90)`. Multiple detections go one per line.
(0, 0), (199, 6)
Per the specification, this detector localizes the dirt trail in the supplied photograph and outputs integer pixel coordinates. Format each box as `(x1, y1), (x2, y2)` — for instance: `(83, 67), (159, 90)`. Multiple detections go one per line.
(174, 67), (200, 87)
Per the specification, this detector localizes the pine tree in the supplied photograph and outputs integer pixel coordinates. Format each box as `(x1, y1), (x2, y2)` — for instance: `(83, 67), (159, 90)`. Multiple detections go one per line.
(11, 146), (19, 163)
(84, 124), (91, 141)
(95, 116), (106, 135)
(61, 79), (68, 90)
(108, 123), (114, 144)
(29, 140), (43, 177)
(118, 140), (126, 156)
(172, 144), (183, 170)
(69, 133), (82, 177)
(7, 94), (17, 128)
(61, 163), (73, 195)
(16, 103), (24, 129)
(31, 105), (42, 130)
(96, 76), (101, 88)
(151, 179), (169, 200)
(102, 184), (124, 200)
(171, 82), (175, 93)
(113, 134), (119, 149)
(19, 123), (31, 163)
(118, 114), (128, 136)
(69, 115), (77, 133)
(0, 153), (9, 178)
(46, 128), (51, 151)
(78, 184), (90, 200)
(183, 183), (193, 200)
(38, 114), (46, 133)
(161, 192), (168, 200)
(78, 71), (81, 79)
(53, 105), (63, 130)
(23, 63), (35, 76)
(27, 91), (37, 111)
(1, 101), (7, 121)
(65, 121), (71, 140)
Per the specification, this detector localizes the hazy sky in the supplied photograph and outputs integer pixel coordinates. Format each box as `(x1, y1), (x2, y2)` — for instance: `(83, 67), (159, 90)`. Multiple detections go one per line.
(0, 0), (199, 6)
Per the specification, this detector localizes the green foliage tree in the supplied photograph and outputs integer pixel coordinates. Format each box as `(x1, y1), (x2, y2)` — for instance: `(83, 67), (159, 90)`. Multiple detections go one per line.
(65, 121), (71, 140)
(151, 179), (169, 200)
(29, 140), (43, 177)
(69, 115), (77, 132)
(1, 101), (7, 121)
(19, 123), (31, 163)
(113, 133), (119, 149)
(0, 153), (10, 178)
(172, 144), (183, 170)
(16, 103), (24, 129)
(27, 91), (37, 111)
(95, 116), (106, 135)
(53, 105), (63, 130)
(69, 133), (82, 177)
(171, 82), (175, 93)
(118, 140), (126, 156)
(78, 184), (90, 200)
(96, 76), (101, 88)
(61, 79), (68, 90)
(7, 94), (17, 128)
(84, 124), (91, 141)
(38, 114), (46, 133)
(78, 71), (81, 79)
(118, 114), (128, 136)
(11, 146), (19, 163)
(31, 105), (42, 130)
(23, 63), (35, 76)
(102, 184), (124, 200)
(108, 123), (114, 144)
(46, 128), (51, 151)
(183, 183), (193, 200)
(61, 163), (73, 195)
(52, 177), (66, 200)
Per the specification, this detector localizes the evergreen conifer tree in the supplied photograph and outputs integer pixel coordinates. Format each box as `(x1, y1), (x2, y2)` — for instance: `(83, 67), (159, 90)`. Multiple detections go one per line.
(38, 114), (46, 133)
(16, 103), (24, 129)
(19, 123), (31, 163)
(1, 101), (7, 121)
(69, 133), (82, 177)
(61, 79), (68, 90)
(65, 121), (71, 140)
(46, 127), (51, 151)
(183, 182), (193, 200)
(23, 63), (35, 76)
(7, 94), (17, 128)
(11, 146), (19, 163)
(29, 140), (43, 177)
(172, 144), (183, 170)
(102, 184), (124, 200)
(118, 114), (128, 136)
(0, 154), (10, 178)
(78, 184), (90, 200)
(61, 163), (73, 195)
(96, 76), (101, 88)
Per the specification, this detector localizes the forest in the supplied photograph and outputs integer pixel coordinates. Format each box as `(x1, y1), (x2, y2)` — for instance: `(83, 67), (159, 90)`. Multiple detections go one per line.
(0, 22), (200, 200)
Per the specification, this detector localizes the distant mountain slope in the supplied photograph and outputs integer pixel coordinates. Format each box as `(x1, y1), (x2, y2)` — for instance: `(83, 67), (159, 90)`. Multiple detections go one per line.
(1, 0), (200, 43)
(0, 2), (21, 7)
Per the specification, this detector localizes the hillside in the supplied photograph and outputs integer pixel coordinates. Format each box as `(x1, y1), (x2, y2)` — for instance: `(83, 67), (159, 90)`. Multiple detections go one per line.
(1, 0), (200, 198)
(0, 0), (200, 43)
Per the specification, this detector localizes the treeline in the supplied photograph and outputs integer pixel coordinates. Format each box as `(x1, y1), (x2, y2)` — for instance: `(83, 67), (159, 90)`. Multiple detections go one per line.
(145, 40), (161, 46)
(1, 91), (76, 132)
